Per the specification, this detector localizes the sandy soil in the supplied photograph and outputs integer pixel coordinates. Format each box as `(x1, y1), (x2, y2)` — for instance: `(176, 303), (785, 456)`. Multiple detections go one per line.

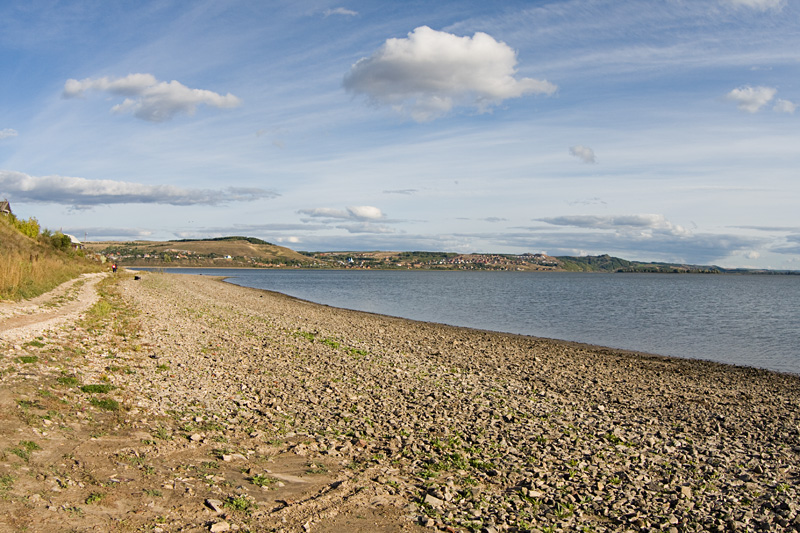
(1, 271), (799, 533)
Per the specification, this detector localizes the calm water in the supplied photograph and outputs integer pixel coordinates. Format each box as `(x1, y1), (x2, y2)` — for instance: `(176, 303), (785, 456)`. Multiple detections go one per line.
(143, 269), (800, 375)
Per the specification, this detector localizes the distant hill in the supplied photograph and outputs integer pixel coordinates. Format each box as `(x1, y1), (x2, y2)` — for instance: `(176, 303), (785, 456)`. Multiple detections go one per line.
(555, 254), (723, 273)
(82, 239), (793, 273)
(83, 237), (315, 267)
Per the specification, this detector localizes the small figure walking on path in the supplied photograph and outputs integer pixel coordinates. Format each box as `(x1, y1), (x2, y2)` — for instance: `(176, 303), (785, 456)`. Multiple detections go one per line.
(112, 263), (117, 274)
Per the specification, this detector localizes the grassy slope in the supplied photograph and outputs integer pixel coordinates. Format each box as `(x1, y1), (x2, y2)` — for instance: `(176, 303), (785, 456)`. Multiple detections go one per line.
(0, 216), (102, 300)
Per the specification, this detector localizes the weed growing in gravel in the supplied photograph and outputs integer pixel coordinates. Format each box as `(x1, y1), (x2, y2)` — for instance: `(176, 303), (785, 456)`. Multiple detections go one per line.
(250, 474), (276, 487)
(153, 426), (173, 440)
(224, 495), (256, 514)
(16, 355), (38, 364)
(85, 492), (104, 504)
(16, 399), (42, 409)
(8, 440), (41, 462)
(295, 331), (316, 341)
(0, 474), (14, 495)
(89, 397), (120, 411)
(80, 384), (115, 394)
(143, 488), (162, 497)
(24, 339), (46, 348)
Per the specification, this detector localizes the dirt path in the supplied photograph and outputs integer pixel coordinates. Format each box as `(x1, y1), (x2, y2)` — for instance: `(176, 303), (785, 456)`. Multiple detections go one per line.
(0, 272), (108, 343)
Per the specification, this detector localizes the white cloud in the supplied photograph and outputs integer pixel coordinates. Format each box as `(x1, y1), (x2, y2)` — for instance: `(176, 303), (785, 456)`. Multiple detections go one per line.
(725, 85), (776, 113)
(324, 7), (357, 17)
(347, 205), (384, 220)
(569, 145), (596, 164)
(63, 73), (241, 122)
(0, 170), (276, 208)
(297, 205), (394, 234)
(298, 205), (385, 221)
(0, 128), (18, 140)
(539, 214), (690, 237)
(344, 26), (557, 121)
(339, 222), (395, 234)
(773, 98), (796, 114)
(721, 0), (785, 10)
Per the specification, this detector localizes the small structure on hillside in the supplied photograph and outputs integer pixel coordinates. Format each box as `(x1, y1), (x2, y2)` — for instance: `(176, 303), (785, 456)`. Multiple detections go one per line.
(0, 199), (11, 215)
(64, 234), (83, 250)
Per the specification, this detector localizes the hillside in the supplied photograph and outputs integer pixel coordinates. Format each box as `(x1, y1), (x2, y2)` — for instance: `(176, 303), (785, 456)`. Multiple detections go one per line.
(0, 213), (102, 300)
(83, 237), (315, 267)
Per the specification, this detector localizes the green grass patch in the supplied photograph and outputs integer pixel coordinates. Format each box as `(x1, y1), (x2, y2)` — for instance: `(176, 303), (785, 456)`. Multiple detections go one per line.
(89, 397), (120, 411)
(80, 384), (115, 394)
(16, 356), (38, 364)
(295, 331), (316, 341)
(320, 338), (340, 349)
(0, 474), (14, 493)
(56, 375), (80, 387)
(224, 495), (256, 514)
(250, 474), (277, 488)
(153, 426), (173, 441)
(24, 340), (46, 348)
(88, 299), (113, 319)
(85, 492), (104, 504)
(8, 440), (41, 462)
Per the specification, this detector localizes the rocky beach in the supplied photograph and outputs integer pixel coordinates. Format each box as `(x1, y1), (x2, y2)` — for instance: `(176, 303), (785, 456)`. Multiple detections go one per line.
(1, 271), (799, 532)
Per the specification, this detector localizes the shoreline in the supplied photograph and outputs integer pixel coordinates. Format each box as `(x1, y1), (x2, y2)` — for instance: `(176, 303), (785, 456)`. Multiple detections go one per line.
(2, 271), (799, 532)
(132, 266), (800, 377)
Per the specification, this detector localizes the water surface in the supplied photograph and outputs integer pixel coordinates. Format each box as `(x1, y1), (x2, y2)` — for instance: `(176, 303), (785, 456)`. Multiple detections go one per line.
(141, 269), (800, 375)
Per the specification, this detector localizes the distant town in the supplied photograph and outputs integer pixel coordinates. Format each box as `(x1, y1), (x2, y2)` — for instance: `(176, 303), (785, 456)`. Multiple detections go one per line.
(76, 236), (794, 274)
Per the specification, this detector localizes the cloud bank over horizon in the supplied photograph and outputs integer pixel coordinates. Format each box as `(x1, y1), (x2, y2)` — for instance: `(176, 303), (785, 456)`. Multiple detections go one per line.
(0, 170), (276, 208)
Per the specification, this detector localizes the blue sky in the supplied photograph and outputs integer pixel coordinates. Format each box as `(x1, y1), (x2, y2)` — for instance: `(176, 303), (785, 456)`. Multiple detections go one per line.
(1, 0), (798, 268)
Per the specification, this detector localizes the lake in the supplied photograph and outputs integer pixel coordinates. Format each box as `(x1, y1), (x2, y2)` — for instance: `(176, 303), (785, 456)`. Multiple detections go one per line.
(138, 268), (800, 375)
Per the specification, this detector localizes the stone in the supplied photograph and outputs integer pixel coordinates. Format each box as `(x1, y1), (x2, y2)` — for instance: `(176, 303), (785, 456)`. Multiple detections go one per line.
(206, 498), (225, 513)
(424, 493), (444, 508)
(210, 522), (231, 533)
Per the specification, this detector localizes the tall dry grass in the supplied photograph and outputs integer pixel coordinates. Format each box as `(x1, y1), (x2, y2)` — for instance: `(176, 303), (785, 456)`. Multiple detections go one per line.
(0, 247), (102, 301)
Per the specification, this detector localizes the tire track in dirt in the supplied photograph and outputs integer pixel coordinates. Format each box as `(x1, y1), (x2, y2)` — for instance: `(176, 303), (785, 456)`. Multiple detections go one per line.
(0, 272), (107, 343)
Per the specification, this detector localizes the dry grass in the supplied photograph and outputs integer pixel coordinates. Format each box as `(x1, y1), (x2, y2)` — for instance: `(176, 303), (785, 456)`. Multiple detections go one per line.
(0, 216), (102, 301)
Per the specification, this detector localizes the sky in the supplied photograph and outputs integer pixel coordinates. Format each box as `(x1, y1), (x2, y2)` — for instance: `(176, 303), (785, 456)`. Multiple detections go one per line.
(1, 0), (798, 269)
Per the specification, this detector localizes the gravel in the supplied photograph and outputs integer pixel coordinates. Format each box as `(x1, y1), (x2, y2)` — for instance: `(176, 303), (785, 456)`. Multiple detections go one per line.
(121, 272), (800, 532)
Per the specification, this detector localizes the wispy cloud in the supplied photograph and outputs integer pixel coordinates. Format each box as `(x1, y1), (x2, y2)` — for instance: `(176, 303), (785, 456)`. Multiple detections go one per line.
(720, 0), (786, 11)
(298, 205), (397, 234)
(0, 128), (18, 140)
(538, 214), (690, 236)
(344, 26), (556, 122)
(0, 170), (277, 208)
(773, 99), (796, 114)
(569, 145), (596, 164)
(725, 85), (777, 113)
(324, 7), (358, 17)
(383, 189), (418, 195)
(299, 205), (386, 221)
(63, 73), (241, 122)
